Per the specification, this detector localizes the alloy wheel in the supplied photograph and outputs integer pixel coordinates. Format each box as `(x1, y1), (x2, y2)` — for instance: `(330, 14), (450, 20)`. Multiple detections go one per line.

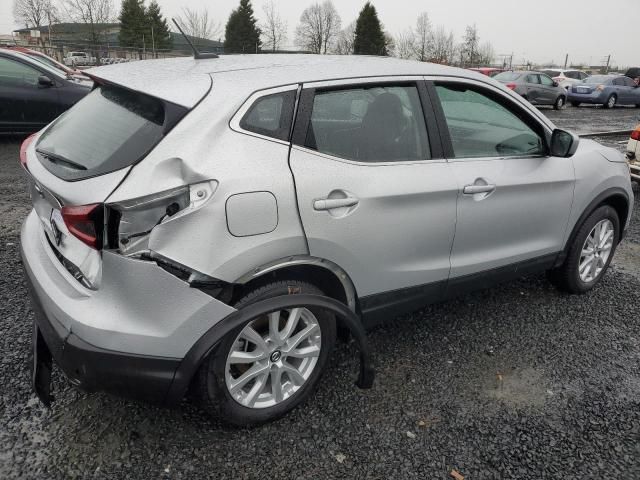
(607, 96), (616, 108)
(225, 308), (321, 409)
(579, 219), (615, 283)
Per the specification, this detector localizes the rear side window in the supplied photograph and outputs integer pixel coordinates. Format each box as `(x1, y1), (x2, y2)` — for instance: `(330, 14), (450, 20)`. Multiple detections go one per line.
(303, 84), (430, 163)
(435, 83), (545, 159)
(526, 74), (540, 84)
(493, 72), (521, 82)
(239, 90), (296, 141)
(36, 84), (186, 181)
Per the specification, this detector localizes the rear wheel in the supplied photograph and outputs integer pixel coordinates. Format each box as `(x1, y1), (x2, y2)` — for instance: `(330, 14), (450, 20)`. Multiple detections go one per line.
(548, 205), (619, 294)
(554, 96), (565, 110)
(194, 280), (336, 426)
(604, 94), (617, 109)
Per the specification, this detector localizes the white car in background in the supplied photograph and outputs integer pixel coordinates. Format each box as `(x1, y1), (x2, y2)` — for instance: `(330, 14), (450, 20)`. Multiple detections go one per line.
(64, 51), (95, 67)
(627, 125), (640, 182)
(541, 69), (589, 90)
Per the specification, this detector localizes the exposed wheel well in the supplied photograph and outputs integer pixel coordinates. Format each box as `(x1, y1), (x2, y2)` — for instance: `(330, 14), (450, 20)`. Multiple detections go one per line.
(231, 264), (353, 310)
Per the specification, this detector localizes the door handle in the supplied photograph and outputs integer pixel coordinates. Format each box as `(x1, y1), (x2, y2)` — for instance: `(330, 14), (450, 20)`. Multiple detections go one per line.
(463, 184), (496, 195)
(313, 197), (359, 211)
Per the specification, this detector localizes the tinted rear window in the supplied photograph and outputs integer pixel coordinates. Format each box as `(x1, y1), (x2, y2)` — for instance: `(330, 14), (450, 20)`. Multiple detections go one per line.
(493, 72), (521, 82)
(36, 84), (185, 181)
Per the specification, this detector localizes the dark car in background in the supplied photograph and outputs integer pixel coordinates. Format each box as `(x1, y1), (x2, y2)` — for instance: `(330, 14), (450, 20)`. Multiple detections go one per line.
(1, 46), (82, 78)
(0, 49), (92, 134)
(567, 75), (640, 108)
(493, 71), (567, 109)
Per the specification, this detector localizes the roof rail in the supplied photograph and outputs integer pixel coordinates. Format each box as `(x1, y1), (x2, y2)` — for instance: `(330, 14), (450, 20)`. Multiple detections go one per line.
(171, 18), (219, 60)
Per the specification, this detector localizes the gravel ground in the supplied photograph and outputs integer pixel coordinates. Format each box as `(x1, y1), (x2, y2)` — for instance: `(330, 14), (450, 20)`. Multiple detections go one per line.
(1, 109), (640, 479)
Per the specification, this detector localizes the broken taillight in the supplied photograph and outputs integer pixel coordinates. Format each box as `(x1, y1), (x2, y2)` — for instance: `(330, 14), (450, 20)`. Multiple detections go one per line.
(19, 133), (37, 170)
(61, 203), (104, 250)
(631, 127), (640, 141)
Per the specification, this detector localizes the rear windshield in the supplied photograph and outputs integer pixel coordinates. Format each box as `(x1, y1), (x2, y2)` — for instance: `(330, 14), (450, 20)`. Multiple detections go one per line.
(36, 84), (185, 181)
(493, 72), (521, 82)
(583, 75), (612, 84)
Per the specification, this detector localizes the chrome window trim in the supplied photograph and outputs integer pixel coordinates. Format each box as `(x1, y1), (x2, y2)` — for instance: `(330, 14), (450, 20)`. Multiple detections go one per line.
(229, 83), (299, 146)
(291, 144), (446, 167)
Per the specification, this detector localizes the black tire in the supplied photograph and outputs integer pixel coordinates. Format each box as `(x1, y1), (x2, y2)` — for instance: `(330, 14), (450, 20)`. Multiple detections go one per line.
(548, 205), (619, 294)
(603, 94), (617, 109)
(635, 104), (640, 108)
(194, 280), (336, 426)
(571, 101), (581, 107)
(554, 96), (566, 110)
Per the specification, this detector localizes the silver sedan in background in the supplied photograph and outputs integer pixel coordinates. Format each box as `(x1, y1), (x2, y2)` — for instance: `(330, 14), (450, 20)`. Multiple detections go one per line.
(494, 71), (567, 109)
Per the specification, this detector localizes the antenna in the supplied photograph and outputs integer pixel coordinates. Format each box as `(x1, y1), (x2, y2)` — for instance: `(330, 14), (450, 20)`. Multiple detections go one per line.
(171, 18), (219, 60)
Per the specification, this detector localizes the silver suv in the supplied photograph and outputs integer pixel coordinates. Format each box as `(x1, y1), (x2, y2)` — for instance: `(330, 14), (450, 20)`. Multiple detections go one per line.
(21, 55), (633, 426)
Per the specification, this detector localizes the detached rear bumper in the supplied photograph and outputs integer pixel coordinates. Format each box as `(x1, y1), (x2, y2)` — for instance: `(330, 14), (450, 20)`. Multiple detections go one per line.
(27, 273), (181, 404)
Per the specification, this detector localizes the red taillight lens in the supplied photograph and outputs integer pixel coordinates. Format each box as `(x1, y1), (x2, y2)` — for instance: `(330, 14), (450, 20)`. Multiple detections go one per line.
(632, 128), (640, 141)
(19, 133), (36, 169)
(61, 203), (104, 250)
(506, 83), (517, 90)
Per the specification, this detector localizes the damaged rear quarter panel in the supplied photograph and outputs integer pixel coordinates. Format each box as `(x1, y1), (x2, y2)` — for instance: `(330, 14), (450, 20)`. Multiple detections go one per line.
(106, 76), (308, 282)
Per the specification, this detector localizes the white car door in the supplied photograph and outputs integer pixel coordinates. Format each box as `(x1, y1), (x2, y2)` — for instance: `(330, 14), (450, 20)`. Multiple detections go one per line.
(429, 78), (575, 291)
(288, 77), (458, 320)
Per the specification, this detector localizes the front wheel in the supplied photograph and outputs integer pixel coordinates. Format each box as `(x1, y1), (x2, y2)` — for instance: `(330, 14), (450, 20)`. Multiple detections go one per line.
(554, 96), (566, 110)
(194, 280), (336, 426)
(604, 94), (617, 109)
(548, 205), (619, 294)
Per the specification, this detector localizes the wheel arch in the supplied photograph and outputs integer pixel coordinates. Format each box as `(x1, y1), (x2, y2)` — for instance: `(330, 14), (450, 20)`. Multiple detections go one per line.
(556, 187), (630, 266)
(232, 256), (359, 313)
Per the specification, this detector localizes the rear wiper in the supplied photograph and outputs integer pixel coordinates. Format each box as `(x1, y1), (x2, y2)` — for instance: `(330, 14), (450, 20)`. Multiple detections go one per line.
(36, 148), (87, 171)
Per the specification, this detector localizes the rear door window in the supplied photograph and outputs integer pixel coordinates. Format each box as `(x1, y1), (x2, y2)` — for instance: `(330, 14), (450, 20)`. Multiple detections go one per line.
(302, 84), (430, 162)
(35, 84), (186, 181)
(526, 74), (540, 84)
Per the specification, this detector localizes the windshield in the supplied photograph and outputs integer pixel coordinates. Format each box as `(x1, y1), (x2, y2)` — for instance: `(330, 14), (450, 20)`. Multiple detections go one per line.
(494, 72), (521, 82)
(29, 54), (68, 74)
(583, 75), (612, 84)
(36, 84), (186, 181)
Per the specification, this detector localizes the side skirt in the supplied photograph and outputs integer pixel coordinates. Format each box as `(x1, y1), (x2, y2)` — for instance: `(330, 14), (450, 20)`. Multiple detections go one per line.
(359, 253), (559, 329)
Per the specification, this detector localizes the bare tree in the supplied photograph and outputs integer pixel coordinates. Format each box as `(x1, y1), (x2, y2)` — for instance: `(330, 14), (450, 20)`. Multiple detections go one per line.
(176, 7), (222, 42)
(460, 24), (480, 67)
(392, 29), (415, 59)
(62, 0), (115, 60)
(333, 21), (355, 55)
(477, 41), (495, 66)
(260, 0), (287, 52)
(13, 0), (58, 47)
(412, 13), (432, 62)
(294, 1), (341, 54)
(430, 25), (455, 64)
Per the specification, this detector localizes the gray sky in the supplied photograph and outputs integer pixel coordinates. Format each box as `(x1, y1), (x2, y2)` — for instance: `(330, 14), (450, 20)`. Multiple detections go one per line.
(1, 0), (637, 67)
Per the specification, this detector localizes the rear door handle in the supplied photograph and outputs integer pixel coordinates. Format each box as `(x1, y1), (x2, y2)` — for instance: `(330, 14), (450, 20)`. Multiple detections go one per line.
(313, 197), (359, 211)
(463, 184), (496, 195)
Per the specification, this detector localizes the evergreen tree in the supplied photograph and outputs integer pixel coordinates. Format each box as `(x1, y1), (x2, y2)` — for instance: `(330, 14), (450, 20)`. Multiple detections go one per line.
(146, 1), (172, 51)
(224, 0), (261, 53)
(353, 2), (387, 56)
(119, 0), (147, 48)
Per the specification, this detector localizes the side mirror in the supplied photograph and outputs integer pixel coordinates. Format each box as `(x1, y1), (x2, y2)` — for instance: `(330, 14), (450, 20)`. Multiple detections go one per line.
(38, 75), (54, 88)
(550, 129), (579, 157)
(552, 81), (559, 87)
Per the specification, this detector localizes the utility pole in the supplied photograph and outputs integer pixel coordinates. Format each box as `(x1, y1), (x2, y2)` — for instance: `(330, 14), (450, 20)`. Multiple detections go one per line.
(564, 53), (568, 69)
(605, 54), (611, 73)
(151, 25), (155, 58)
